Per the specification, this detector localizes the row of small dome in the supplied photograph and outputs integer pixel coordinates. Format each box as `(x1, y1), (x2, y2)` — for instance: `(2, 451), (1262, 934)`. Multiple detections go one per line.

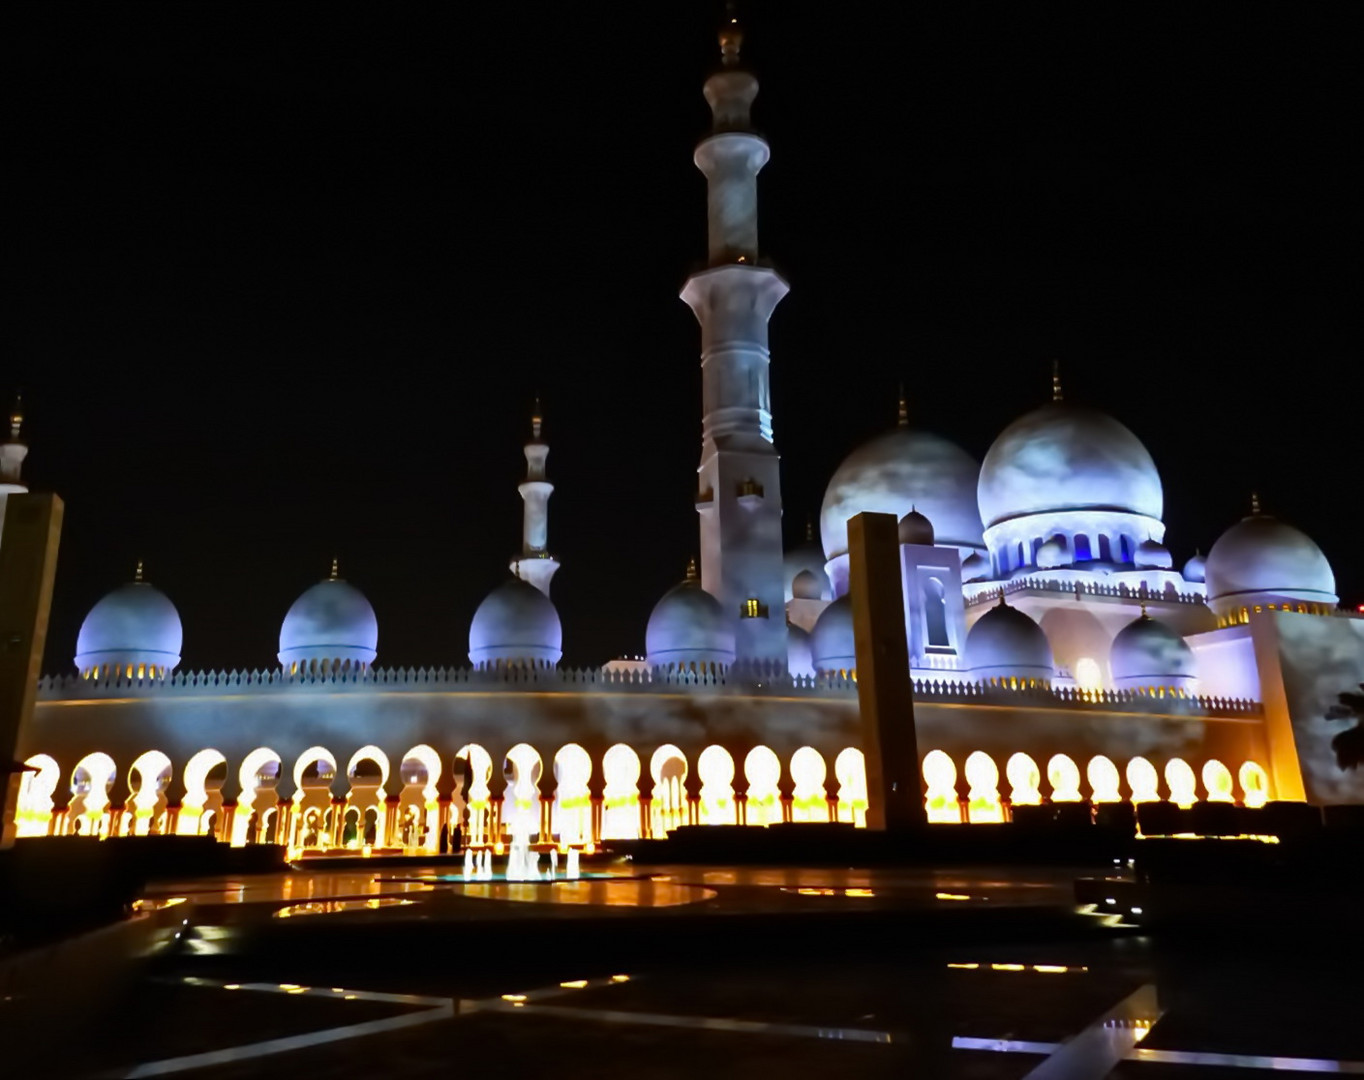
(815, 393), (1336, 606)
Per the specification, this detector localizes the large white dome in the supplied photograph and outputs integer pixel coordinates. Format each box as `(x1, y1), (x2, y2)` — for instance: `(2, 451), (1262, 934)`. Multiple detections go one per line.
(1205, 512), (1336, 607)
(820, 427), (984, 561)
(278, 574), (378, 671)
(469, 578), (563, 668)
(978, 403), (1163, 529)
(75, 578), (182, 676)
(1109, 613), (1197, 691)
(645, 572), (735, 671)
(810, 595), (856, 674)
(964, 599), (1053, 682)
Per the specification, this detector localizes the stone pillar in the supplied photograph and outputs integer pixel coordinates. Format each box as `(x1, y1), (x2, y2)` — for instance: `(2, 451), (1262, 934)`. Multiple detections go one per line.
(0, 494), (63, 848)
(384, 794), (401, 847)
(847, 511), (924, 831)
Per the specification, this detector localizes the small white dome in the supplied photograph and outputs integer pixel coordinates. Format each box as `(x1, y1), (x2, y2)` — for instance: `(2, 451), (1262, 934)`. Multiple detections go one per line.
(898, 508), (935, 546)
(75, 577), (182, 675)
(965, 599), (1053, 682)
(1036, 539), (1069, 569)
(810, 595), (856, 674)
(1205, 511), (1336, 607)
(786, 622), (814, 678)
(279, 573), (378, 671)
(978, 402), (1163, 529)
(469, 578), (563, 668)
(783, 540), (831, 602)
(962, 551), (991, 583)
(1109, 613), (1196, 690)
(1182, 552), (1207, 583)
(1134, 540), (1173, 570)
(792, 569), (823, 601)
(645, 571), (734, 670)
(820, 426), (984, 560)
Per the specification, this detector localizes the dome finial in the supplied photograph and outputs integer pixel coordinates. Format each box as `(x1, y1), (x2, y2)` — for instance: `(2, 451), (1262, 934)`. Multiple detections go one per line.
(329, 557), (339, 580)
(9, 392), (23, 441)
(686, 556), (699, 582)
(1140, 600), (1149, 618)
(531, 395), (543, 440)
(1051, 359), (1064, 403)
(718, 1), (743, 68)
(996, 588), (1008, 607)
(1250, 491), (1261, 515)
(897, 382), (908, 427)
(134, 559), (144, 583)
(805, 517), (814, 544)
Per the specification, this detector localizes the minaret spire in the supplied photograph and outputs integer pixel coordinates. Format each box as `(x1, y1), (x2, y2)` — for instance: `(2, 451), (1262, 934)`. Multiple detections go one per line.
(0, 392), (30, 489)
(897, 383), (908, 427)
(510, 397), (560, 596)
(680, 13), (788, 666)
(1051, 359), (1064, 403)
(329, 557), (339, 580)
(134, 559), (144, 583)
(1250, 491), (1261, 515)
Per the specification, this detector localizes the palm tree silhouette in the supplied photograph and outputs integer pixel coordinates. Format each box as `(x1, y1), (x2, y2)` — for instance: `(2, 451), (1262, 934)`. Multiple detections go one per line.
(1326, 684), (1364, 770)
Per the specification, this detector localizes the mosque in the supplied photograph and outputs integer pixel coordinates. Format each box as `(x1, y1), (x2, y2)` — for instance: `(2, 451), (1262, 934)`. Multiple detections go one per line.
(9, 18), (1363, 854)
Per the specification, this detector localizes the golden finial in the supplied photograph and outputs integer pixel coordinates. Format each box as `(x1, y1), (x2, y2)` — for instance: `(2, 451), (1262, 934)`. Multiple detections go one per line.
(686, 557), (699, 582)
(897, 383), (908, 427)
(134, 559), (144, 583)
(1140, 600), (1149, 618)
(805, 517), (814, 544)
(1250, 491), (1261, 515)
(9, 393), (22, 441)
(1051, 359), (1064, 403)
(718, 1), (742, 67)
(996, 588), (1008, 607)
(532, 395), (543, 440)
(329, 557), (339, 580)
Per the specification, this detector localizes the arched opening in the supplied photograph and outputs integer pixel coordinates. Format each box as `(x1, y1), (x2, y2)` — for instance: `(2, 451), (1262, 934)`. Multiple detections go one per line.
(1005, 752), (1041, 806)
(697, 745), (736, 825)
(1073, 535), (1092, 562)
(345, 746), (391, 849)
(397, 745), (441, 852)
(922, 750), (960, 823)
(127, 750), (173, 835)
(601, 744), (641, 840)
(923, 577), (949, 648)
(454, 744), (494, 848)
(1016, 541), (1027, 568)
(1098, 535), (1113, 562)
(233, 748), (281, 846)
(502, 743), (543, 844)
(743, 746), (782, 827)
(1201, 759), (1235, 803)
(1074, 657), (1103, 692)
(789, 747), (828, 823)
(964, 751), (1004, 823)
(1046, 754), (1082, 802)
(649, 745), (689, 837)
(551, 744), (592, 846)
(16, 754), (60, 837)
(179, 750), (227, 838)
(69, 752), (117, 838)
(1118, 536), (1134, 563)
(291, 747), (337, 851)
(833, 747), (868, 827)
(1126, 757), (1160, 803)
(1238, 761), (1269, 808)
(1164, 758), (1197, 808)
(1086, 755), (1121, 803)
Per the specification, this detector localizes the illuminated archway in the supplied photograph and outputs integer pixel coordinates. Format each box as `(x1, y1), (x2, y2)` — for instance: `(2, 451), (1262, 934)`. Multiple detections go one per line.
(833, 747), (867, 827)
(69, 752), (116, 838)
(697, 745), (736, 825)
(127, 750), (172, 835)
(15, 754), (59, 838)
(1238, 761), (1269, 808)
(1005, 752), (1041, 806)
(552, 743), (592, 846)
(922, 750), (960, 823)
(454, 744), (494, 847)
(743, 746), (782, 827)
(1126, 757), (1160, 803)
(345, 746), (391, 848)
(1074, 657), (1103, 692)
(290, 747), (337, 850)
(179, 749), (227, 837)
(503, 743), (543, 844)
(233, 747), (282, 846)
(397, 745), (442, 852)
(1201, 759), (1234, 803)
(601, 744), (641, 840)
(649, 745), (689, 837)
(1164, 758), (1197, 808)
(789, 747), (828, 823)
(1086, 755), (1121, 803)
(1046, 754), (1082, 802)
(964, 751), (1004, 823)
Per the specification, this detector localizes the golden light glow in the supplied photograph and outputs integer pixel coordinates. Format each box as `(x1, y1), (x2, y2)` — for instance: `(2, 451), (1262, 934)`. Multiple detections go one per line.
(834, 747), (868, 828)
(1047, 754), (1082, 802)
(1201, 759), (1234, 803)
(610, 974), (630, 983)
(1238, 761), (1269, 808)
(559, 980), (588, 989)
(1087, 755), (1121, 803)
(1165, 758), (1197, 808)
(1075, 656), (1103, 691)
(743, 745), (782, 827)
(501, 993), (527, 1002)
(789, 746), (828, 824)
(1126, 756), (1160, 803)
(946, 962), (979, 969)
(922, 750), (960, 823)
(1006, 752), (1042, 805)
(991, 963), (1026, 971)
(964, 751), (1005, 823)
(936, 892), (970, 901)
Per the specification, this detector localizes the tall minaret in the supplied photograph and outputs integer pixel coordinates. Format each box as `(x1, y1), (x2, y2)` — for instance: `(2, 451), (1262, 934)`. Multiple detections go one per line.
(509, 398), (560, 596)
(0, 395), (30, 548)
(680, 10), (788, 665)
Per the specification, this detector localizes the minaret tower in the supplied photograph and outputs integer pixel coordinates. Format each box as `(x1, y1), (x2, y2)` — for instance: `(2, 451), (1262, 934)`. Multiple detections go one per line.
(0, 395), (29, 493)
(509, 398), (560, 597)
(680, 10), (788, 665)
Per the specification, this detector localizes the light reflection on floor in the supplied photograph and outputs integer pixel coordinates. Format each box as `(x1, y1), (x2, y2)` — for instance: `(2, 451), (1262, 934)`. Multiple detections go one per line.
(273, 898), (418, 918)
(446, 879), (715, 907)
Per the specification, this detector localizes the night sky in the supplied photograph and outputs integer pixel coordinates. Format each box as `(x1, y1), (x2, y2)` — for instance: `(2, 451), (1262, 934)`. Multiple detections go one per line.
(7, 2), (1360, 672)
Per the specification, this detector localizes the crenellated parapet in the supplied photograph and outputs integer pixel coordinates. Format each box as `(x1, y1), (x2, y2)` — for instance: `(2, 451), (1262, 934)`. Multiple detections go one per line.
(964, 575), (1208, 607)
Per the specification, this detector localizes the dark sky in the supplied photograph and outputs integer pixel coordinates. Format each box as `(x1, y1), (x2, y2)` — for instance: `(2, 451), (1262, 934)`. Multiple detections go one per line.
(6, 2), (1360, 672)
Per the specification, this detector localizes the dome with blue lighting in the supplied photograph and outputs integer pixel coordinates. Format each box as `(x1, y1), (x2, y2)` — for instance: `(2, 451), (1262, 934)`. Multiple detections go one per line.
(964, 599), (1053, 682)
(1182, 552), (1207, 583)
(75, 572), (182, 676)
(810, 594), (856, 674)
(279, 568), (378, 671)
(469, 577), (563, 668)
(645, 567), (734, 671)
(1204, 510), (1336, 609)
(1109, 613), (1196, 691)
(786, 622), (814, 678)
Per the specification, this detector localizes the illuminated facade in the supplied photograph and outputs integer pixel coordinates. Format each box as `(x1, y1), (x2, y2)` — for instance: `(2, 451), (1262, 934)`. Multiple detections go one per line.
(13, 19), (1363, 851)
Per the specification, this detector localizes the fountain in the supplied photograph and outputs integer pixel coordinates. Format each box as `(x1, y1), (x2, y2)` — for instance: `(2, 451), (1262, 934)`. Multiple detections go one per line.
(462, 847), (474, 880)
(567, 848), (580, 880)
